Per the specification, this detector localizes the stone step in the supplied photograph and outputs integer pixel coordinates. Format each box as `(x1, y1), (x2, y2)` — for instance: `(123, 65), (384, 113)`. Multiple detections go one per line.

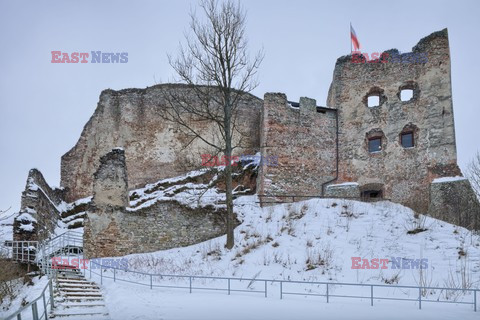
(57, 279), (95, 284)
(60, 288), (102, 293)
(50, 311), (109, 317)
(64, 292), (103, 297)
(58, 283), (100, 289)
(56, 303), (106, 308)
(57, 297), (105, 302)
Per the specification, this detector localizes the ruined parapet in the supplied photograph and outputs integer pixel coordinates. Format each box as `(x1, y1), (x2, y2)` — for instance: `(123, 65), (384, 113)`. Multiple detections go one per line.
(84, 148), (233, 258)
(258, 93), (337, 205)
(13, 169), (65, 241)
(429, 178), (480, 230)
(61, 84), (262, 203)
(326, 28), (462, 213)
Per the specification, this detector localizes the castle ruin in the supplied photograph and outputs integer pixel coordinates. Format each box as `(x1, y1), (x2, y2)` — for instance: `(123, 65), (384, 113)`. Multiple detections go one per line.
(13, 29), (480, 257)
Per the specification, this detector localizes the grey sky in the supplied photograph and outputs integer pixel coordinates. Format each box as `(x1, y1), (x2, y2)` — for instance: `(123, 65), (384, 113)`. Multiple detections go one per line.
(1, 0), (479, 212)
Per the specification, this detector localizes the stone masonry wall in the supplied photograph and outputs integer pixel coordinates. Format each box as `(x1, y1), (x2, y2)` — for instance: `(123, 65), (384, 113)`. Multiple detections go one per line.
(326, 29), (463, 213)
(13, 169), (65, 241)
(61, 84), (262, 203)
(84, 148), (230, 258)
(258, 94), (336, 203)
(84, 200), (228, 258)
(429, 179), (480, 230)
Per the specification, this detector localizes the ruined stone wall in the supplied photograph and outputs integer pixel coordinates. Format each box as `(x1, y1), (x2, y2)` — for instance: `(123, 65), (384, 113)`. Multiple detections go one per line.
(258, 94), (337, 202)
(61, 84), (262, 203)
(429, 179), (480, 230)
(84, 201), (228, 258)
(13, 169), (65, 241)
(326, 29), (462, 213)
(84, 149), (230, 258)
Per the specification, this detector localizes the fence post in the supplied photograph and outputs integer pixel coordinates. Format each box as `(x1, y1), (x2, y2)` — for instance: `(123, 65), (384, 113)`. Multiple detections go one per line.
(265, 280), (267, 298)
(32, 301), (39, 320)
(17, 313), (22, 320)
(474, 290), (477, 312)
(280, 281), (283, 300)
(189, 277), (192, 293)
(370, 285), (373, 306)
(228, 278), (230, 295)
(42, 291), (47, 320)
(150, 275), (153, 289)
(326, 283), (329, 303)
(114, 268), (116, 282)
(49, 280), (54, 309)
(89, 259), (92, 279)
(418, 287), (422, 310)
(101, 266), (103, 285)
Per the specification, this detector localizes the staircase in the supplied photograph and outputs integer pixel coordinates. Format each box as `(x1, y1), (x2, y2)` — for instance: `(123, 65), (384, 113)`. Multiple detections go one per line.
(52, 268), (110, 319)
(5, 231), (111, 320)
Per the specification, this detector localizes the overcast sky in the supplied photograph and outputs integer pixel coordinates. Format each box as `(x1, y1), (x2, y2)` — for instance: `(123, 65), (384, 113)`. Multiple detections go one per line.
(1, 0), (479, 213)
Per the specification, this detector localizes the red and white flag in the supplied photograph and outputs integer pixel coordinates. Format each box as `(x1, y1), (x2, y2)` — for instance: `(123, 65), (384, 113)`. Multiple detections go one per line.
(350, 23), (361, 52)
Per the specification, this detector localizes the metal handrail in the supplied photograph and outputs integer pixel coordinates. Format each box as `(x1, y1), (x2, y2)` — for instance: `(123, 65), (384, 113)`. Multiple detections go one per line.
(89, 260), (478, 312)
(4, 279), (54, 320)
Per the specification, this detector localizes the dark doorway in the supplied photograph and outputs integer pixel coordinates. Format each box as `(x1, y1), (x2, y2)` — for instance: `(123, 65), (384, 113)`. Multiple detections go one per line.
(361, 190), (383, 201)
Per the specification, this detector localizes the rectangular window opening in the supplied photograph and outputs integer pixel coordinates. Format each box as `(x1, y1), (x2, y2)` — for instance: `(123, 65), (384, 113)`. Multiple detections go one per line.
(401, 89), (414, 102)
(401, 132), (414, 148)
(368, 137), (382, 153)
(367, 96), (380, 108)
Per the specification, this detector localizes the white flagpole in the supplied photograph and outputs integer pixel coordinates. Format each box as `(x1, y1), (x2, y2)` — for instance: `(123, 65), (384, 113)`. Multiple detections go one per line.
(350, 23), (352, 54)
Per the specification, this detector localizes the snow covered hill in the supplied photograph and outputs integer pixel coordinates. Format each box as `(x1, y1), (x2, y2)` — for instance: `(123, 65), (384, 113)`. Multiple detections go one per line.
(121, 196), (480, 290)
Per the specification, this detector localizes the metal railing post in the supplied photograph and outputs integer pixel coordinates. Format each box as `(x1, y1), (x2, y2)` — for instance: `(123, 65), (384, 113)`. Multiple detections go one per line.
(370, 285), (373, 306)
(280, 281), (283, 300)
(90, 260), (92, 279)
(42, 291), (47, 320)
(265, 280), (267, 298)
(49, 280), (54, 309)
(228, 278), (230, 295)
(114, 269), (116, 282)
(32, 301), (38, 320)
(326, 283), (329, 303)
(150, 275), (152, 289)
(419, 287), (422, 310)
(474, 290), (477, 312)
(189, 277), (192, 293)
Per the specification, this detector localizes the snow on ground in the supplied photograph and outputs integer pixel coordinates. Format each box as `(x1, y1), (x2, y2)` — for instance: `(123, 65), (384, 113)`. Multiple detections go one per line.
(119, 196), (480, 287)
(0, 275), (49, 319)
(97, 277), (478, 320)
(86, 195), (480, 319)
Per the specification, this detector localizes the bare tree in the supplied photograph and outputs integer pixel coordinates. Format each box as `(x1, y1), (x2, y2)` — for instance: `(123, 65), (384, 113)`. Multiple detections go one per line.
(163, 0), (263, 249)
(466, 151), (480, 200)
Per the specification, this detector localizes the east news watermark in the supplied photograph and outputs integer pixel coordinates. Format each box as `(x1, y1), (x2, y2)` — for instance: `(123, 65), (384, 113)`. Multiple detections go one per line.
(201, 154), (278, 167)
(51, 51), (128, 63)
(51, 257), (129, 270)
(351, 257), (428, 269)
(351, 51), (428, 64)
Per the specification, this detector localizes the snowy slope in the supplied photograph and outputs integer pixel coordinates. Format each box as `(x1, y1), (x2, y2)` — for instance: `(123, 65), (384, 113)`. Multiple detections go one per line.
(89, 195), (480, 319)
(114, 196), (480, 290)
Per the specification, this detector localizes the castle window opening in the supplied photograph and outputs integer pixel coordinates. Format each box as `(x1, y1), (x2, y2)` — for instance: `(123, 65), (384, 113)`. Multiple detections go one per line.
(368, 137), (382, 153)
(400, 89), (414, 102)
(367, 95), (380, 108)
(401, 131), (414, 148)
(362, 190), (383, 200)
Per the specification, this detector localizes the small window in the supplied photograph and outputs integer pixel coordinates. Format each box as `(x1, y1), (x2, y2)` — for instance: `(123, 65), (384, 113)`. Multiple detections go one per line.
(400, 89), (414, 102)
(368, 137), (382, 153)
(401, 132), (414, 148)
(367, 95), (380, 108)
